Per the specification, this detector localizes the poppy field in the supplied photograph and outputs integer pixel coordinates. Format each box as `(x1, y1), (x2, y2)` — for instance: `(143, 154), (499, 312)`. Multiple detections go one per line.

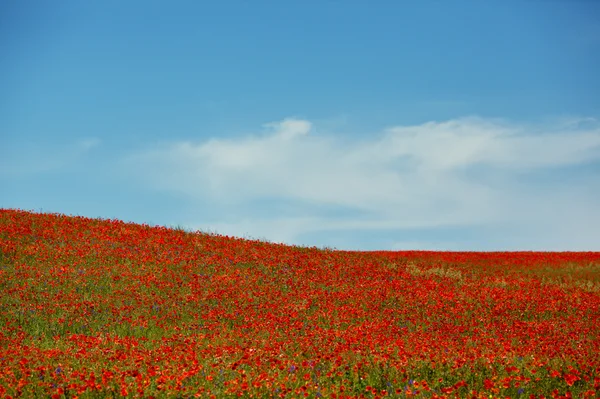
(0, 209), (599, 398)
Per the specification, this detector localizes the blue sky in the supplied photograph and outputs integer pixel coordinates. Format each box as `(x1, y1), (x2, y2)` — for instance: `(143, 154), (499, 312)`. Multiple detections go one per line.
(2, 0), (600, 250)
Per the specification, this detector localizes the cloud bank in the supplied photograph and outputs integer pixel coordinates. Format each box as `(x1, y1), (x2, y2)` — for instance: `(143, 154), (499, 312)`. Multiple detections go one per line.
(125, 116), (600, 250)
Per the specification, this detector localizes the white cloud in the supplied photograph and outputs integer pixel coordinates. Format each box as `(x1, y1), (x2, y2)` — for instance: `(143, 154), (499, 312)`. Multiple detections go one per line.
(125, 116), (600, 250)
(0, 137), (101, 178)
(390, 241), (458, 251)
(78, 137), (101, 151)
(263, 118), (312, 139)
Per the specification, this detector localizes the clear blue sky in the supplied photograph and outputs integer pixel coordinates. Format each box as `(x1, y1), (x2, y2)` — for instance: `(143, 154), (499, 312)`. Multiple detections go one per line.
(2, 0), (600, 250)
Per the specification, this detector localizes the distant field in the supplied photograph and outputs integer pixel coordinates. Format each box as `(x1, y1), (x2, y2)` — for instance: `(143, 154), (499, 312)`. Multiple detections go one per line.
(1, 209), (599, 398)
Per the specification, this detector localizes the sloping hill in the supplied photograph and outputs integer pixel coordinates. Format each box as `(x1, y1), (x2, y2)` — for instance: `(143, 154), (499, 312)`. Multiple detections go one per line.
(1, 209), (599, 398)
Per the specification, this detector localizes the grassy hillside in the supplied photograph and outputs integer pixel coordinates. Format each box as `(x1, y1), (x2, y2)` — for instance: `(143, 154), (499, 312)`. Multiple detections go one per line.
(1, 209), (599, 398)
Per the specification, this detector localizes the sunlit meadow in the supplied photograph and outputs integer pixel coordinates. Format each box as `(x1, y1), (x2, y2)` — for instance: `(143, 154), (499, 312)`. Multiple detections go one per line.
(0, 209), (599, 398)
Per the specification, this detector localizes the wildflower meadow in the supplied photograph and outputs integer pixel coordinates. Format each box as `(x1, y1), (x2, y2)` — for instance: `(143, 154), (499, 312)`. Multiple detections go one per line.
(0, 209), (599, 398)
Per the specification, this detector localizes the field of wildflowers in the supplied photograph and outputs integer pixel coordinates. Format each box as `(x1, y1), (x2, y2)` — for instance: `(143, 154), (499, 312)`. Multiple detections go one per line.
(1, 209), (599, 398)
